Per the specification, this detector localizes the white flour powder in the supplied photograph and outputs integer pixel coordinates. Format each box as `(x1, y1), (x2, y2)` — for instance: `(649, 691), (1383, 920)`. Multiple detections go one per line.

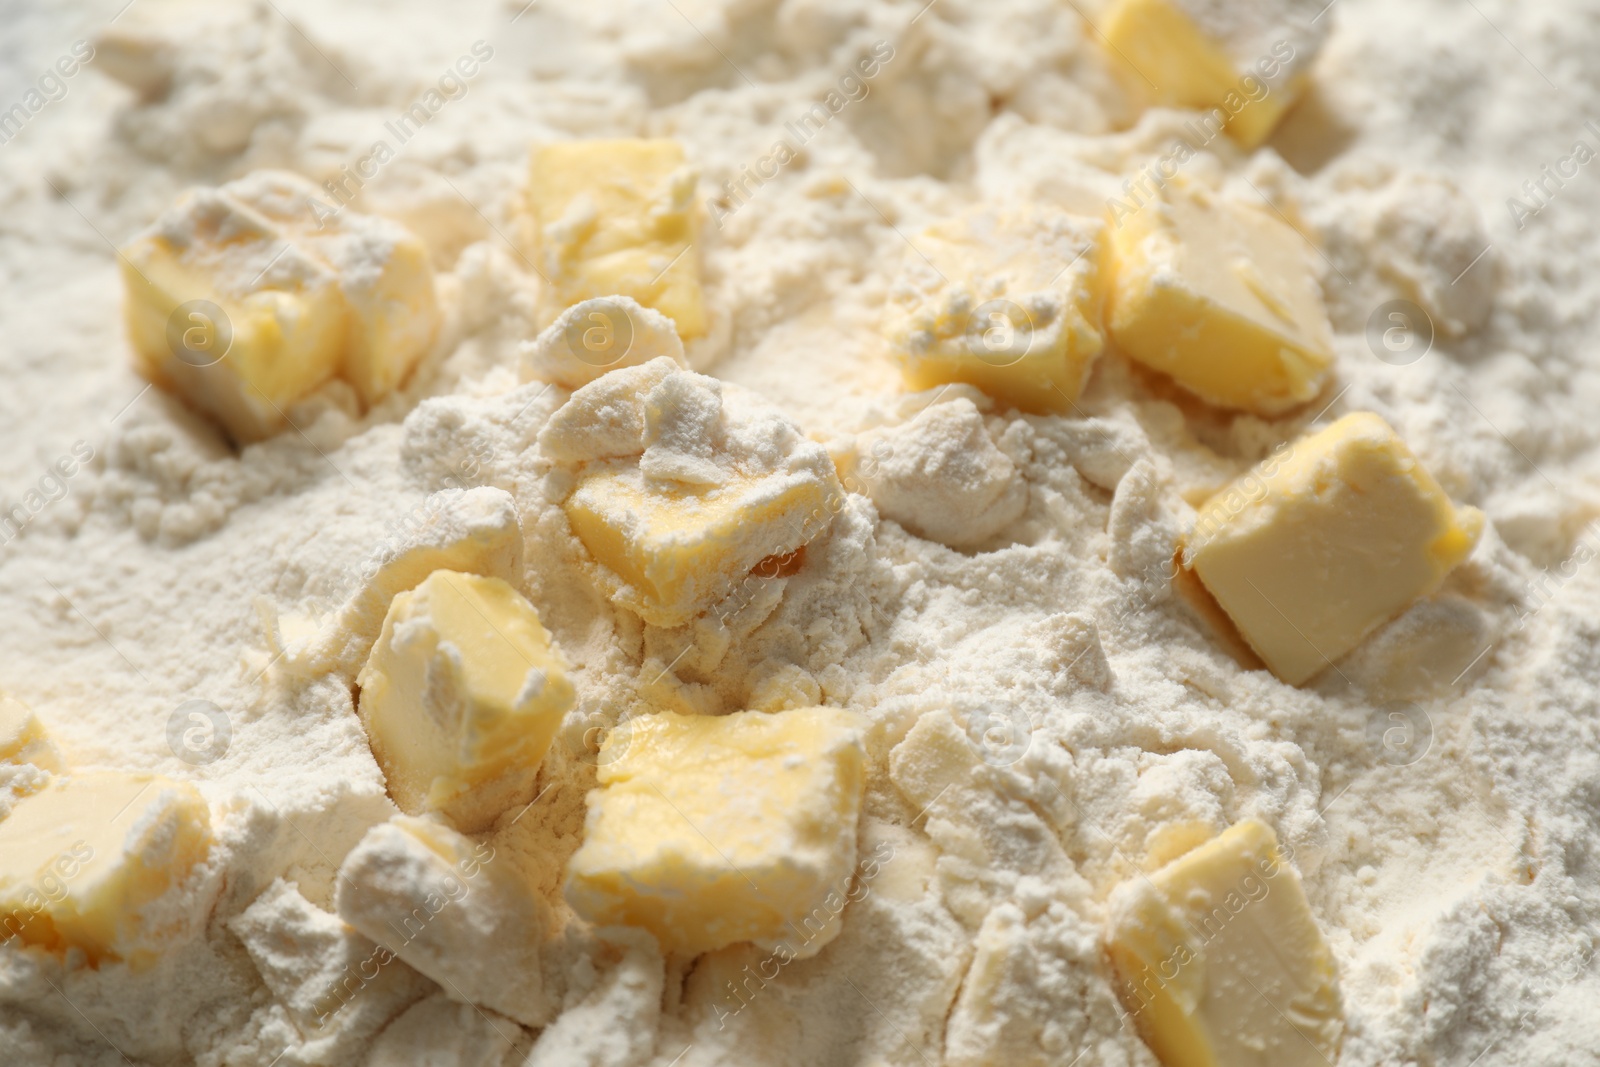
(1, 0), (1598, 1064)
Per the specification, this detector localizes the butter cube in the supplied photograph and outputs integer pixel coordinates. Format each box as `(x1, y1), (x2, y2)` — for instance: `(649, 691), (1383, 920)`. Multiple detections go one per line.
(527, 139), (706, 339)
(0, 695), (63, 773)
(121, 171), (439, 443)
(0, 771), (211, 965)
(543, 359), (843, 628)
(884, 207), (1106, 415)
(1107, 819), (1342, 1067)
(1185, 413), (1483, 685)
(566, 464), (836, 628)
(566, 707), (866, 958)
(357, 570), (575, 833)
(224, 171), (441, 406)
(1101, 0), (1326, 148)
(122, 192), (347, 443)
(1108, 178), (1335, 415)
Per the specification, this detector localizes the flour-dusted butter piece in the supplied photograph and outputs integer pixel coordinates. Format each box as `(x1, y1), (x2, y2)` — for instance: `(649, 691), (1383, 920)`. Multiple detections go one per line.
(336, 815), (552, 1028)
(527, 139), (706, 339)
(121, 170), (440, 442)
(884, 206), (1106, 414)
(0, 771), (211, 966)
(1107, 818), (1343, 1067)
(225, 171), (441, 407)
(1185, 413), (1484, 685)
(1108, 178), (1335, 415)
(566, 707), (866, 958)
(1101, 0), (1327, 148)
(520, 295), (688, 389)
(357, 570), (575, 833)
(541, 358), (843, 627)
(0, 695), (63, 773)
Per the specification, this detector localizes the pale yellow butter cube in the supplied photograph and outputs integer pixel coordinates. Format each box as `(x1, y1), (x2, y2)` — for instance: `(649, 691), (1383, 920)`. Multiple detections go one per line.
(225, 171), (441, 406)
(0, 771), (211, 966)
(121, 171), (440, 442)
(121, 191), (348, 443)
(884, 207), (1106, 414)
(357, 570), (575, 833)
(1185, 413), (1483, 685)
(1107, 819), (1342, 1067)
(0, 695), (63, 773)
(541, 360), (843, 627)
(1108, 178), (1335, 415)
(527, 139), (706, 339)
(1101, 0), (1326, 149)
(565, 464), (837, 628)
(566, 707), (866, 957)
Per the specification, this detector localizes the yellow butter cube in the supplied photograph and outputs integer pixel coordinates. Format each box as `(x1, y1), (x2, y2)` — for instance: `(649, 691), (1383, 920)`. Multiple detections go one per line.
(0, 771), (211, 966)
(357, 570), (575, 833)
(1101, 0), (1324, 148)
(0, 695), (63, 772)
(1185, 413), (1483, 685)
(884, 207), (1106, 414)
(527, 139), (706, 339)
(1107, 819), (1342, 1067)
(1108, 178), (1335, 415)
(122, 193), (348, 443)
(566, 707), (866, 957)
(566, 464), (837, 628)
(121, 171), (440, 443)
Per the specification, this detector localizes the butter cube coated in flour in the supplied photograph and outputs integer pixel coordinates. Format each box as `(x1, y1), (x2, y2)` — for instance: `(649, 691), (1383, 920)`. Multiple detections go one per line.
(1101, 0), (1326, 149)
(565, 707), (866, 958)
(884, 207), (1107, 414)
(1107, 819), (1342, 1067)
(121, 171), (439, 443)
(565, 464), (836, 628)
(527, 139), (706, 339)
(1108, 178), (1335, 415)
(0, 695), (63, 772)
(0, 771), (212, 966)
(1184, 413), (1483, 685)
(357, 570), (575, 833)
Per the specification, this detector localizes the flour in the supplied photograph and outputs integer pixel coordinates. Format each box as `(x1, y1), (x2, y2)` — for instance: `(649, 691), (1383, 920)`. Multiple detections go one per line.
(2, 0), (1598, 1065)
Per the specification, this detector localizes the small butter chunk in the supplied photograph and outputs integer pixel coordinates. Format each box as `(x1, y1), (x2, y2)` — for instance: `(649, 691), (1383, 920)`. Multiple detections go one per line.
(336, 816), (551, 1028)
(0, 695), (63, 773)
(0, 771), (211, 965)
(1101, 0), (1328, 148)
(566, 707), (866, 958)
(520, 295), (688, 389)
(1108, 178), (1334, 415)
(527, 139), (706, 339)
(1184, 413), (1484, 685)
(120, 170), (440, 443)
(357, 570), (575, 833)
(542, 359), (843, 627)
(1107, 819), (1343, 1067)
(883, 206), (1106, 415)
